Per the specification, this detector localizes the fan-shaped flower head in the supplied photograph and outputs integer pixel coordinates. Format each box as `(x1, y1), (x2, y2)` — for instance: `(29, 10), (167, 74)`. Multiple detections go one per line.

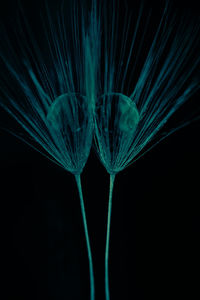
(94, 0), (200, 175)
(0, 1), (100, 175)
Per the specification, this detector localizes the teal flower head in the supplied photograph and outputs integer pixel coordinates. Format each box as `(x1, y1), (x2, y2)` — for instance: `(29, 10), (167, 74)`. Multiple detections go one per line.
(0, 1), (100, 175)
(94, 0), (200, 176)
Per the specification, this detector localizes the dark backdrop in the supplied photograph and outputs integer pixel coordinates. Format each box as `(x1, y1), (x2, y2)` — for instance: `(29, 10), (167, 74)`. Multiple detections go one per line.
(0, 0), (199, 299)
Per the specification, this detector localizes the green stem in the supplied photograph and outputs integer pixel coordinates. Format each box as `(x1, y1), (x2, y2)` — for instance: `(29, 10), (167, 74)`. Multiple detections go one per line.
(75, 174), (95, 300)
(105, 174), (116, 300)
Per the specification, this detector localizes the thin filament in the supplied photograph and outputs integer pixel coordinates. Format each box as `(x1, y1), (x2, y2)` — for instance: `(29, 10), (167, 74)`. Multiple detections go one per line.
(75, 174), (95, 300)
(105, 174), (116, 300)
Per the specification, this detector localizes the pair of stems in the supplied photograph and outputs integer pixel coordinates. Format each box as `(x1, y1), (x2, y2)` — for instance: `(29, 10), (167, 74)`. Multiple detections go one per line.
(75, 173), (115, 300)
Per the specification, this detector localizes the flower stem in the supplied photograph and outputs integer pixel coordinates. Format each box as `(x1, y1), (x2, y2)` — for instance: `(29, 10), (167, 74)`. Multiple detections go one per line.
(105, 174), (116, 300)
(75, 174), (95, 300)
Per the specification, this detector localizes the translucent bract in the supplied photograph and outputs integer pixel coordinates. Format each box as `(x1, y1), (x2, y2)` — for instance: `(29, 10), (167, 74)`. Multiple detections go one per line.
(95, 93), (140, 174)
(46, 93), (93, 174)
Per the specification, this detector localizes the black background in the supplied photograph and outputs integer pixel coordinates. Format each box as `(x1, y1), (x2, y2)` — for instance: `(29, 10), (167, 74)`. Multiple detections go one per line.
(0, 0), (200, 299)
